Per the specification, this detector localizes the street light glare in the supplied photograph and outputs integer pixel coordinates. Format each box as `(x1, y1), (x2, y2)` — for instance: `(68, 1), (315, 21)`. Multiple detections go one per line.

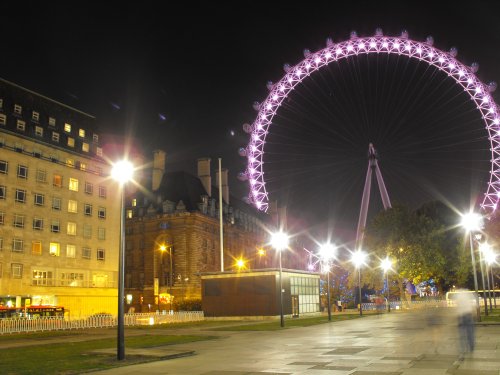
(319, 243), (336, 261)
(460, 212), (482, 232)
(111, 160), (134, 184)
(351, 250), (367, 267)
(381, 257), (392, 272)
(271, 231), (289, 251)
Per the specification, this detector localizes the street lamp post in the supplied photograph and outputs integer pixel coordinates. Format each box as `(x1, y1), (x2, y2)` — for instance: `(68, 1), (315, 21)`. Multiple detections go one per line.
(476, 236), (489, 316)
(461, 212), (482, 322)
(351, 250), (367, 317)
(111, 160), (134, 361)
(381, 257), (392, 312)
(168, 246), (173, 312)
(271, 231), (289, 328)
(319, 243), (336, 321)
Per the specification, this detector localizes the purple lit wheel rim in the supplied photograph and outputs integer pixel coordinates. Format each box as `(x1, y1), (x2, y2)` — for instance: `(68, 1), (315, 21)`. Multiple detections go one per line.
(245, 34), (500, 213)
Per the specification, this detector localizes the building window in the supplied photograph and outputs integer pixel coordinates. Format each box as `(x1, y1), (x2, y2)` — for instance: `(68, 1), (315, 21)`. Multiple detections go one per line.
(126, 209), (133, 219)
(79, 129), (85, 138)
(52, 132), (59, 142)
(66, 244), (76, 258)
(96, 147), (103, 157)
(34, 193), (45, 206)
(98, 227), (105, 240)
(17, 165), (28, 179)
(0, 114), (6, 125)
(16, 120), (26, 131)
(32, 270), (53, 286)
(0, 160), (8, 174)
(49, 117), (56, 126)
(49, 242), (60, 256)
(93, 134), (99, 143)
(35, 126), (43, 137)
(15, 189), (26, 203)
(32, 241), (42, 255)
(0, 212), (4, 225)
(51, 220), (60, 233)
(67, 137), (75, 147)
(97, 248), (105, 261)
(53, 174), (63, 187)
(83, 224), (92, 238)
(82, 143), (89, 152)
(52, 197), (61, 210)
(0, 185), (5, 199)
(66, 158), (74, 168)
(36, 169), (47, 183)
(67, 199), (78, 213)
(80, 162), (87, 171)
(84, 203), (92, 216)
(99, 186), (106, 198)
(69, 178), (78, 191)
(14, 143), (23, 153)
(0, 238), (3, 250)
(33, 217), (43, 230)
(85, 182), (93, 194)
(12, 238), (24, 252)
(67, 222), (76, 236)
(13, 214), (25, 228)
(14, 104), (22, 114)
(32, 111), (40, 121)
(98, 207), (106, 219)
(82, 247), (91, 259)
(12, 263), (23, 278)
(132, 198), (137, 207)
(64, 123), (71, 133)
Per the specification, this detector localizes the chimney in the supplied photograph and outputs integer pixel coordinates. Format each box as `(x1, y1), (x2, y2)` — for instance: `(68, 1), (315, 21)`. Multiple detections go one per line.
(197, 157), (211, 196)
(152, 150), (166, 191)
(216, 168), (229, 204)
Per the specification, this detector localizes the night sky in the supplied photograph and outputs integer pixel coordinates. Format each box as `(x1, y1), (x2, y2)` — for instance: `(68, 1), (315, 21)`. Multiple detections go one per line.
(2, 2), (500, 244)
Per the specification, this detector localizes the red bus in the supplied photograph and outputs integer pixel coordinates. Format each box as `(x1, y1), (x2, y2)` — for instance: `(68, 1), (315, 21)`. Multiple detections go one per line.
(0, 305), (65, 319)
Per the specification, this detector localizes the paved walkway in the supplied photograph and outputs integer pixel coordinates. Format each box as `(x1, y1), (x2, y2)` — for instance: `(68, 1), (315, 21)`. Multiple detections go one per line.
(93, 310), (500, 375)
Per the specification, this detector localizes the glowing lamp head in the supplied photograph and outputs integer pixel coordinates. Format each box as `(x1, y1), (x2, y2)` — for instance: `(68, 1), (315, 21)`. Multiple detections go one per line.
(271, 231), (289, 251)
(351, 250), (367, 267)
(236, 258), (245, 269)
(111, 160), (134, 185)
(381, 257), (392, 272)
(319, 243), (336, 261)
(460, 212), (483, 232)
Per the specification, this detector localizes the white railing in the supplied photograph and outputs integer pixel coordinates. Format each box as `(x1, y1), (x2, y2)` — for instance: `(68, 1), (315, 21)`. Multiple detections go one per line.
(361, 299), (447, 311)
(0, 311), (205, 334)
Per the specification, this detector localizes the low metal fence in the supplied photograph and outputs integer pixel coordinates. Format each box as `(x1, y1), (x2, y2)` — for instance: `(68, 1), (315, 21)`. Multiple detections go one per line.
(361, 299), (447, 311)
(0, 311), (205, 334)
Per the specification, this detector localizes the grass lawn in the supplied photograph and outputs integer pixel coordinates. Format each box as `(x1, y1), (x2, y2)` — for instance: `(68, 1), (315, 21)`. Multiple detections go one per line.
(0, 334), (218, 374)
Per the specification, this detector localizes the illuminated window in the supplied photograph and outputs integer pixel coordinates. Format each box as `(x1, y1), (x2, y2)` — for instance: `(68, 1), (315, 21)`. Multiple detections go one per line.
(66, 158), (74, 167)
(17, 165), (28, 178)
(34, 193), (45, 206)
(53, 174), (63, 187)
(0, 185), (5, 199)
(126, 209), (133, 218)
(79, 129), (85, 138)
(83, 224), (92, 238)
(84, 203), (92, 216)
(96, 147), (103, 157)
(35, 126), (43, 136)
(32, 111), (39, 121)
(14, 104), (22, 114)
(67, 222), (76, 235)
(66, 244), (76, 258)
(36, 169), (47, 182)
(15, 189), (26, 203)
(16, 120), (25, 131)
(93, 134), (99, 143)
(32, 241), (42, 255)
(0, 113), (6, 125)
(82, 143), (89, 152)
(13, 214), (25, 228)
(32, 270), (53, 286)
(12, 263), (23, 278)
(64, 123), (71, 133)
(67, 137), (75, 147)
(49, 242), (60, 256)
(82, 247), (91, 259)
(98, 227), (105, 240)
(0, 160), (7, 174)
(69, 178), (78, 191)
(98, 186), (106, 198)
(85, 182), (93, 194)
(50, 220), (60, 233)
(97, 248), (105, 261)
(98, 207), (106, 219)
(12, 238), (24, 252)
(68, 199), (77, 213)
(80, 162), (87, 171)
(52, 197), (61, 210)
(33, 217), (43, 230)
(52, 132), (59, 142)
(132, 198), (137, 207)
(48, 117), (56, 126)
